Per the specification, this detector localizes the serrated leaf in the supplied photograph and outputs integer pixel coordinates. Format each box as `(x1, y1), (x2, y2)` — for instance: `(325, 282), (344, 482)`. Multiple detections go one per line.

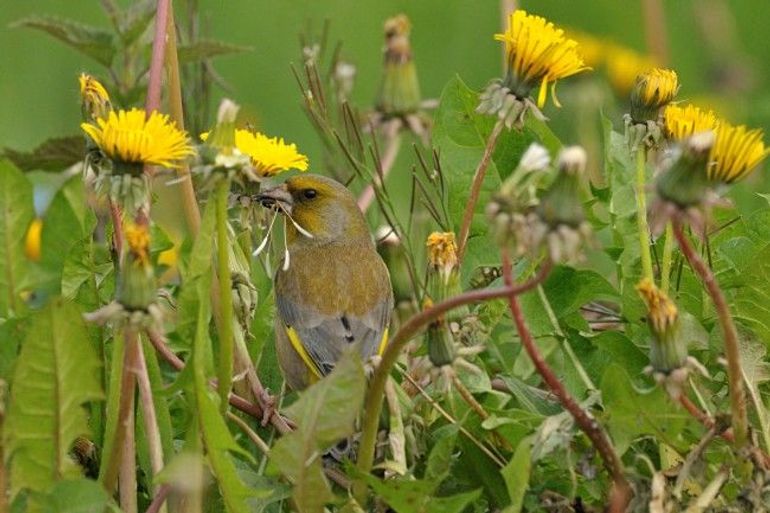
(0, 160), (34, 318)
(116, 0), (155, 45)
(177, 40), (252, 64)
(542, 266), (618, 318)
(192, 278), (253, 513)
(12, 16), (116, 66)
(600, 364), (687, 455)
(4, 299), (103, 498)
(38, 478), (111, 513)
(272, 350), (365, 513)
(2, 136), (86, 173)
(425, 429), (458, 484)
(501, 437), (532, 513)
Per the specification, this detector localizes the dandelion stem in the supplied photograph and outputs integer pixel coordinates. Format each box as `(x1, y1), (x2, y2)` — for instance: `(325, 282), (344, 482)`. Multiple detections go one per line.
(501, 250), (631, 511)
(660, 222), (675, 292)
(672, 221), (748, 451)
(135, 340), (165, 499)
(636, 148), (654, 281)
(214, 178), (234, 414)
(119, 404), (137, 513)
(457, 118), (505, 264)
(145, 0), (171, 115)
(354, 260), (552, 503)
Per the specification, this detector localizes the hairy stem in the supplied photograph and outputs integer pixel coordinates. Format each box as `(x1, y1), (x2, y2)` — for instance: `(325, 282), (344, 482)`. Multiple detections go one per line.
(353, 260), (552, 502)
(457, 118), (505, 263)
(119, 406), (137, 513)
(501, 251), (631, 510)
(135, 341), (165, 498)
(145, 0), (171, 114)
(636, 148), (654, 282)
(214, 178), (234, 414)
(660, 222), (675, 292)
(673, 221), (748, 450)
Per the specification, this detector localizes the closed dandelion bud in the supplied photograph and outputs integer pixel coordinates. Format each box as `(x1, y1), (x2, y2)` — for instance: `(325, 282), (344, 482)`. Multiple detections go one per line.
(79, 73), (112, 122)
(377, 227), (413, 303)
(637, 279), (690, 398)
(207, 99), (239, 152)
(376, 14), (422, 116)
(231, 271), (258, 330)
(537, 146), (587, 229)
(117, 223), (156, 311)
(629, 68), (679, 124)
(655, 131), (714, 208)
(423, 298), (456, 368)
(425, 232), (466, 322)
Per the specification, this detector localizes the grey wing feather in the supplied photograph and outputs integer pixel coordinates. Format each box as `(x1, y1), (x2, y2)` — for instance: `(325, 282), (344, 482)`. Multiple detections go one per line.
(275, 293), (392, 377)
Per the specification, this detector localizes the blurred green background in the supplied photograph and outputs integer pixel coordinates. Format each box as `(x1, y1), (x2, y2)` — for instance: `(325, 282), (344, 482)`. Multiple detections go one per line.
(2, 0), (770, 211)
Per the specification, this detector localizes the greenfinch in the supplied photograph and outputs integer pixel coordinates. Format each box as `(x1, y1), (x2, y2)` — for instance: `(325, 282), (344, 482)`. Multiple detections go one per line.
(258, 174), (393, 390)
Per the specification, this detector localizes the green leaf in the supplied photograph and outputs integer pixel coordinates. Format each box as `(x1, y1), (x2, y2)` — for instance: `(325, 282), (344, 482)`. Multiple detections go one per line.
(4, 299), (103, 498)
(424, 489), (483, 513)
(600, 364), (687, 455)
(0, 160), (34, 318)
(177, 40), (252, 64)
(542, 266), (618, 319)
(116, 0), (155, 45)
(425, 429), (458, 483)
(501, 437), (532, 513)
(181, 198), (217, 282)
(191, 278), (254, 513)
(2, 136), (86, 173)
(272, 350), (366, 513)
(12, 16), (116, 67)
(38, 478), (111, 513)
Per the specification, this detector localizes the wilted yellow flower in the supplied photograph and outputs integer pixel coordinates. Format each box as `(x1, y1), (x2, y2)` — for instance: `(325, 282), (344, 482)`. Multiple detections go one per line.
(81, 108), (194, 169)
(630, 68), (679, 122)
(79, 73), (110, 106)
(496, 10), (588, 108)
(426, 232), (458, 272)
(25, 218), (43, 262)
(124, 223), (151, 266)
(709, 122), (770, 183)
(605, 45), (657, 97)
(232, 129), (309, 176)
(663, 104), (718, 141)
(637, 279), (678, 334)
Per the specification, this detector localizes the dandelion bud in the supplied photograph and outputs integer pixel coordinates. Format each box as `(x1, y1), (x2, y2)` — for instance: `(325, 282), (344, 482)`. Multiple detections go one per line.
(231, 271), (258, 331)
(425, 232), (466, 322)
(538, 146), (587, 229)
(655, 131), (715, 209)
(79, 73), (112, 122)
(376, 226), (413, 304)
(117, 223), (156, 311)
(207, 99), (240, 152)
(637, 279), (690, 398)
(629, 68), (679, 123)
(376, 14), (422, 116)
(519, 143), (551, 173)
(423, 298), (456, 368)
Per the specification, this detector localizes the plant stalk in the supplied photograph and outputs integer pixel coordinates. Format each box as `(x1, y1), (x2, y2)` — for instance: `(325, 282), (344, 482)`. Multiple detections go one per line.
(353, 261), (552, 502)
(501, 250), (631, 511)
(673, 221), (748, 450)
(119, 406), (137, 513)
(457, 118), (505, 263)
(135, 340), (165, 498)
(214, 178), (234, 414)
(660, 222), (675, 292)
(636, 148), (654, 281)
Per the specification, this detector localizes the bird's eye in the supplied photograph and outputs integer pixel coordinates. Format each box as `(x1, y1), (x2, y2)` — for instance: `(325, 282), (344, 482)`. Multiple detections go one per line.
(303, 189), (317, 200)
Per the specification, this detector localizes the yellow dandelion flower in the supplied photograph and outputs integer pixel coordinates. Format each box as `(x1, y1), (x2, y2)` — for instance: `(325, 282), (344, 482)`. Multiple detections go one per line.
(709, 122), (770, 183)
(79, 73), (112, 121)
(233, 129), (309, 176)
(636, 279), (678, 335)
(426, 232), (458, 271)
(566, 31), (605, 70)
(605, 45), (657, 97)
(496, 10), (589, 108)
(25, 218), (43, 262)
(81, 108), (194, 169)
(663, 104), (718, 141)
(124, 223), (151, 266)
(630, 68), (679, 121)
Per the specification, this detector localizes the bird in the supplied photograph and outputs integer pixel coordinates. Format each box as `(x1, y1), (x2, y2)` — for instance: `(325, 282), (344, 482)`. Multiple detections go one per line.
(257, 174), (393, 390)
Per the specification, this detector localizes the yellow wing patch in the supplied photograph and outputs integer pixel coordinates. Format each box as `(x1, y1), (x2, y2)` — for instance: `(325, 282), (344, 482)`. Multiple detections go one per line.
(285, 325), (323, 380)
(377, 328), (389, 356)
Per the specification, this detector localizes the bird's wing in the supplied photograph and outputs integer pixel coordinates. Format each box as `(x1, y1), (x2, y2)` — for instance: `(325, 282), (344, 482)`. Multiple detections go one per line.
(275, 293), (392, 378)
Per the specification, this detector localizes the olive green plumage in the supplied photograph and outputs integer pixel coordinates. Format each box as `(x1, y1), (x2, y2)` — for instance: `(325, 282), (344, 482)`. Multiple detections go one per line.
(260, 174), (393, 390)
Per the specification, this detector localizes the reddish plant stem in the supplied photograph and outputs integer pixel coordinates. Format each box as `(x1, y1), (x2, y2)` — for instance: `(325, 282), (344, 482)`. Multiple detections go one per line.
(501, 250), (631, 511)
(354, 259), (553, 502)
(109, 201), (124, 256)
(673, 221), (748, 450)
(135, 340), (164, 494)
(145, 0), (171, 115)
(144, 484), (171, 513)
(457, 118), (505, 263)
(144, 328), (291, 430)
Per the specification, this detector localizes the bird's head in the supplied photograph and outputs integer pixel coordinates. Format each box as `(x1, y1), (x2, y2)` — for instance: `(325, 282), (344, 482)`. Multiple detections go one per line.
(257, 174), (369, 245)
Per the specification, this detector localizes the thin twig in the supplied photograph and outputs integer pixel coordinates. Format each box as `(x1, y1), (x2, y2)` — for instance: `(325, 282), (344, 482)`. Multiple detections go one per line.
(673, 221), (748, 450)
(501, 250), (631, 511)
(227, 412), (271, 456)
(353, 259), (553, 502)
(457, 118), (505, 263)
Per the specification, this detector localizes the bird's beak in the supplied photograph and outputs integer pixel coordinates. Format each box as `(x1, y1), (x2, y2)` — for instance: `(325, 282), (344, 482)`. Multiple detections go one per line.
(257, 183), (293, 214)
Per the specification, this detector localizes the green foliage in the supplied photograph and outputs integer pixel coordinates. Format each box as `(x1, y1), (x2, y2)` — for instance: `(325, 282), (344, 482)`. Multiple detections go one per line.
(11, 16), (116, 67)
(1, 136), (85, 173)
(0, 160), (34, 319)
(4, 299), (103, 498)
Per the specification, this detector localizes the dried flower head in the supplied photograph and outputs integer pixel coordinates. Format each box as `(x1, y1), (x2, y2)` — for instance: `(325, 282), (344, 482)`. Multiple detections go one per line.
(663, 104), (718, 141)
(636, 279), (678, 335)
(709, 122), (770, 184)
(496, 10), (588, 108)
(81, 108), (194, 169)
(426, 232), (458, 275)
(376, 14), (422, 116)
